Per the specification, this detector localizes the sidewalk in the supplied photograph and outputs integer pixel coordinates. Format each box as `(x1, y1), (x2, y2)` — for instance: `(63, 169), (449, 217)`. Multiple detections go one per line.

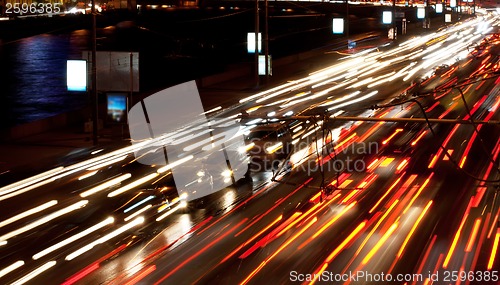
(0, 16), (449, 178)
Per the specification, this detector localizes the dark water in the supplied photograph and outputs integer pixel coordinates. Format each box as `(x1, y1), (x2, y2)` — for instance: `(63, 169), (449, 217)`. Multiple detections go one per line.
(0, 30), (90, 129)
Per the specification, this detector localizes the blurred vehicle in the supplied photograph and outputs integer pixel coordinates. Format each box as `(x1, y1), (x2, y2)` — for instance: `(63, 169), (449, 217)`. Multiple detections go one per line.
(202, 149), (251, 188)
(111, 189), (168, 222)
(245, 122), (295, 170)
(433, 64), (450, 76)
(75, 188), (170, 228)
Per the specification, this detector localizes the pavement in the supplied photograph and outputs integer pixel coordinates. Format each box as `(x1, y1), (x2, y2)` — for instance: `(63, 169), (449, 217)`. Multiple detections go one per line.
(0, 15), (453, 179)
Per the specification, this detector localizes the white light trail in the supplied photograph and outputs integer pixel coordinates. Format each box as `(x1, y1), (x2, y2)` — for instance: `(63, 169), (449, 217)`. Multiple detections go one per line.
(0, 167), (63, 197)
(65, 217), (144, 261)
(157, 155), (194, 174)
(80, 173), (132, 197)
(10, 261), (56, 285)
(156, 202), (186, 222)
(78, 171), (98, 180)
(124, 205), (152, 222)
(0, 200), (58, 229)
(32, 217), (114, 260)
(0, 200), (88, 244)
(328, 91), (379, 111)
(107, 173), (159, 197)
(86, 155), (128, 171)
(0, 260), (25, 279)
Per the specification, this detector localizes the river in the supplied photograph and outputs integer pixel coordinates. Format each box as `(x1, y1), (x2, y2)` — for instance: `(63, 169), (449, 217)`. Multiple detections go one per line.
(0, 30), (90, 129)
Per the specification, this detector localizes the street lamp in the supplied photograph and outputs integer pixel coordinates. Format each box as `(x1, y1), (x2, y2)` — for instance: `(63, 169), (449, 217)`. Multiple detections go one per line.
(254, 0), (259, 88)
(91, 0), (98, 145)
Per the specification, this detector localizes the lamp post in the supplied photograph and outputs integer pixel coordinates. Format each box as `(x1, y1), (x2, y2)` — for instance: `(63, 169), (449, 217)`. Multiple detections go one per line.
(254, 0), (259, 88)
(346, 0), (350, 49)
(91, 0), (98, 145)
(392, 0), (396, 40)
(264, 0), (269, 83)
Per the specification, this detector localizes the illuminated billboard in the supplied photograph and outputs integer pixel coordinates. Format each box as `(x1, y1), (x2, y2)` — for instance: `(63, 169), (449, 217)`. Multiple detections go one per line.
(67, 60), (87, 91)
(383, 11), (392, 24)
(332, 18), (344, 34)
(247, 32), (262, 53)
(107, 93), (127, 123)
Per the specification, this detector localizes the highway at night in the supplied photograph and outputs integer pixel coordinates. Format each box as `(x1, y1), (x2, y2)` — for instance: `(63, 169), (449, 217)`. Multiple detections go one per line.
(0, 11), (499, 285)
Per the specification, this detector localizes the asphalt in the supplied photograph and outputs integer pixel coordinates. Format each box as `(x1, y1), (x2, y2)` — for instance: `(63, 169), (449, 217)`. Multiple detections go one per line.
(0, 15), (452, 178)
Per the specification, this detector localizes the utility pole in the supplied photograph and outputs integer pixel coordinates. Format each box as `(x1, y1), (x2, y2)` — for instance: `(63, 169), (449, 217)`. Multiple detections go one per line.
(91, 0), (98, 145)
(392, 0), (397, 40)
(346, 0), (349, 49)
(254, 0), (260, 88)
(264, 0), (269, 83)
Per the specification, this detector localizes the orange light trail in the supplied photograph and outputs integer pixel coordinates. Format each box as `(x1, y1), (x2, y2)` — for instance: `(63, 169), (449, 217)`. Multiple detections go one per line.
(333, 133), (357, 152)
(414, 235), (437, 284)
(369, 176), (402, 214)
(378, 110), (391, 118)
(425, 102), (440, 113)
(355, 174), (378, 191)
(441, 66), (457, 78)
(461, 58), (472, 68)
(465, 219), (482, 252)
(239, 218), (296, 259)
(397, 200), (433, 258)
(221, 215), (282, 263)
(235, 177), (313, 237)
(443, 214), (469, 268)
(153, 218), (248, 285)
(361, 223), (398, 265)
(463, 95), (487, 120)
(487, 231), (499, 270)
(428, 153), (440, 168)
(338, 179), (353, 189)
(308, 262), (329, 285)
(123, 265), (156, 285)
(310, 192), (322, 203)
(475, 80), (486, 90)
(459, 108), (495, 170)
(72, 244), (129, 285)
(438, 102), (458, 119)
(481, 138), (500, 189)
(491, 96), (500, 112)
(196, 180), (275, 236)
(471, 187), (487, 208)
(367, 158), (380, 171)
(239, 217), (318, 285)
(411, 131), (427, 146)
(310, 202), (356, 240)
(403, 172), (434, 214)
(357, 122), (384, 143)
(382, 129), (403, 145)
(380, 157), (395, 167)
(326, 221), (367, 263)
(276, 210), (317, 238)
(396, 159), (409, 171)
(61, 263), (100, 285)
(341, 191), (358, 204)
(355, 200), (399, 258)
(488, 208), (500, 239)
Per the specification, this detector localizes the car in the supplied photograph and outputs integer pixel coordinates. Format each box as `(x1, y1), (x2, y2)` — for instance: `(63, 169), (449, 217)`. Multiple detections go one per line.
(433, 64), (450, 76)
(201, 149), (251, 188)
(245, 122), (295, 170)
(77, 187), (171, 227)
